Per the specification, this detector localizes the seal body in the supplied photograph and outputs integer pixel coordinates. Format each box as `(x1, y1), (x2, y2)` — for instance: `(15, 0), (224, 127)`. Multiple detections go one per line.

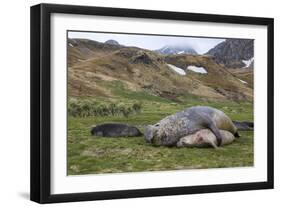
(233, 121), (254, 131)
(177, 129), (235, 148)
(91, 123), (142, 137)
(144, 106), (238, 147)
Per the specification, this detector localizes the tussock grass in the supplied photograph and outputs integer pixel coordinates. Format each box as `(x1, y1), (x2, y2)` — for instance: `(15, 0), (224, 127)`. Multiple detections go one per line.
(68, 97), (142, 117)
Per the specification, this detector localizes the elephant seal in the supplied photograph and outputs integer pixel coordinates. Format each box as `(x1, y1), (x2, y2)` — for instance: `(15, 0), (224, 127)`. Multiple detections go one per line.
(91, 123), (142, 137)
(233, 121), (254, 131)
(144, 106), (239, 147)
(176, 129), (236, 149)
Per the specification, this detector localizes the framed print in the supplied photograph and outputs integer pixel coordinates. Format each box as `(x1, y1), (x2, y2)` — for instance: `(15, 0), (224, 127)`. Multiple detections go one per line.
(30, 3), (274, 203)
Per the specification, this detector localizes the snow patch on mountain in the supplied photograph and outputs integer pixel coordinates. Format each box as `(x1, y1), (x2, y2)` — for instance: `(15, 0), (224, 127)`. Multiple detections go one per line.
(238, 78), (248, 84)
(167, 64), (186, 75)
(242, 57), (254, 68)
(187, 65), (208, 74)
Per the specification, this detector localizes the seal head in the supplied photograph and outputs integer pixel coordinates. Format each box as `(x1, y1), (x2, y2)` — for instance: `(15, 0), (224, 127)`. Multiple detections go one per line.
(144, 124), (159, 144)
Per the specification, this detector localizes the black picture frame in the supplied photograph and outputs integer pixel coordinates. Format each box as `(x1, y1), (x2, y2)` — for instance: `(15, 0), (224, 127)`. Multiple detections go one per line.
(30, 3), (274, 204)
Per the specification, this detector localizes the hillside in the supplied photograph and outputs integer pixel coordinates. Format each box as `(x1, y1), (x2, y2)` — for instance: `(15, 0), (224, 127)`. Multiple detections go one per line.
(67, 38), (253, 102)
(227, 68), (254, 88)
(67, 38), (123, 67)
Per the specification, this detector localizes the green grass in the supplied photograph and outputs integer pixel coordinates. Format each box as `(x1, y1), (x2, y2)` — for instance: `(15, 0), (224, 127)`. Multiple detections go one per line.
(67, 96), (253, 175)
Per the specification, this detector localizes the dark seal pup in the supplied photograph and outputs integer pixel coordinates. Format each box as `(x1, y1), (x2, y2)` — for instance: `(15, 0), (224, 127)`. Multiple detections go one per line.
(91, 123), (142, 137)
(144, 106), (239, 147)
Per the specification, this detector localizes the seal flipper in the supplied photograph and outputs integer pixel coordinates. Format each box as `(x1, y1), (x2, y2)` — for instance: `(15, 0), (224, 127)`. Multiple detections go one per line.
(234, 131), (240, 138)
(209, 139), (218, 149)
(208, 122), (223, 146)
(197, 111), (223, 147)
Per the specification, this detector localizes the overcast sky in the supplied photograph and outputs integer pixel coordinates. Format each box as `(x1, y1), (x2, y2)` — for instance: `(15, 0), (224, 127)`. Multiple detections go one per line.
(68, 31), (225, 54)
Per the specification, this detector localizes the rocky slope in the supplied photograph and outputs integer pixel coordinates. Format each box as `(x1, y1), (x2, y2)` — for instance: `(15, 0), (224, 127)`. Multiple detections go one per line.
(206, 39), (254, 68)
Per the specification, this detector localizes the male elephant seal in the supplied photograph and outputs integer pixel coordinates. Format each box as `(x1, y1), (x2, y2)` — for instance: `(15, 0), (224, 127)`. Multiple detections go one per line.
(177, 129), (236, 149)
(144, 106), (239, 147)
(91, 123), (142, 137)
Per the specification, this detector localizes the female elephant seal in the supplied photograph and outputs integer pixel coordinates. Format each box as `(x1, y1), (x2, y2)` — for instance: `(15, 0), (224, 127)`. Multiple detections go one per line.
(176, 129), (236, 149)
(144, 106), (239, 147)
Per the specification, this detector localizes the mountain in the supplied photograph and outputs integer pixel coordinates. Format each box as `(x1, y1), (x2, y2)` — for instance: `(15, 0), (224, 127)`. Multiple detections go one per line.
(67, 38), (253, 102)
(206, 39), (254, 68)
(156, 45), (198, 55)
(105, 39), (120, 45)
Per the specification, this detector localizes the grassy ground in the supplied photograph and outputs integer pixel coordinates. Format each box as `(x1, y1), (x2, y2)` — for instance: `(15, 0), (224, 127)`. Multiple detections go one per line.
(67, 96), (253, 175)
